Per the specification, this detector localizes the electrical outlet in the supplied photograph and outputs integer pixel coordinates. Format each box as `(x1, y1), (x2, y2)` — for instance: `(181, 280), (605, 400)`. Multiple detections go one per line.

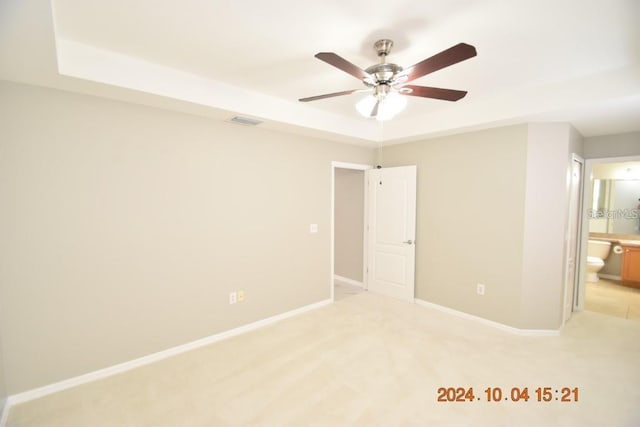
(229, 291), (237, 304)
(477, 283), (485, 296)
(237, 290), (245, 302)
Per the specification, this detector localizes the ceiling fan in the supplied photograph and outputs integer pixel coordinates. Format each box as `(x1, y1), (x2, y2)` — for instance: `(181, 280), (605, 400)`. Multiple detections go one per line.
(299, 39), (477, 120)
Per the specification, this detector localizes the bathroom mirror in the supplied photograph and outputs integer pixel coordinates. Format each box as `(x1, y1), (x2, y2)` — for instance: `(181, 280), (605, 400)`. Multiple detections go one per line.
(589, 178), (640, 235)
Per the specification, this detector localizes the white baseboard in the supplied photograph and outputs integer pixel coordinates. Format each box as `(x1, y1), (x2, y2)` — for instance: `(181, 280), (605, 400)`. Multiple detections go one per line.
(3, 298), (332, 416)
(414, 298), (559, 336)
(333, 275), (364, 288)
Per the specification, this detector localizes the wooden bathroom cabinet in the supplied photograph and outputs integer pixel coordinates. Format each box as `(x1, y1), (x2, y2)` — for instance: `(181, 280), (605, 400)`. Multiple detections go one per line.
(621, 246), (640, 285)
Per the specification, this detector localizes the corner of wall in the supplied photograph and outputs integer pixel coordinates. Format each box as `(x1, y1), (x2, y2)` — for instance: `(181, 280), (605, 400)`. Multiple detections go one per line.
(520, 123), (573, 329)
(381, 125), (529, 328)
(0, 82), (374, 395)
(569, 125), (584, 157)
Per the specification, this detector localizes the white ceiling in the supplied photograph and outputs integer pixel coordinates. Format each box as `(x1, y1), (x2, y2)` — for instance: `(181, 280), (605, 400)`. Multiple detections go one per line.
(1, 0), (639, 145)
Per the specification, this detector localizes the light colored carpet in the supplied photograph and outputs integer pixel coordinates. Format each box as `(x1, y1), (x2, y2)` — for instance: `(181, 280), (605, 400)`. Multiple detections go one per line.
(334, 282), (364, 301)
(7, 290), (640, 426)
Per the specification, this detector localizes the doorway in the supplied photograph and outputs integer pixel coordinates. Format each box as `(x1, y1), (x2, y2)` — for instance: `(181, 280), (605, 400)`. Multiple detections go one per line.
(331, 162), (372, 301)
(576, 155), (640, 320)
(330, 162), (418, 303)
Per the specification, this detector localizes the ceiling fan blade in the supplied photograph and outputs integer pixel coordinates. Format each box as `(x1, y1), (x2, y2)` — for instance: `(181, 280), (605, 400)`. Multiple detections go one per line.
(404, 43), (477, 83)
(298, 89), (361, 102)
(403, 85), (468, 101)
(315, 52), (371, 80)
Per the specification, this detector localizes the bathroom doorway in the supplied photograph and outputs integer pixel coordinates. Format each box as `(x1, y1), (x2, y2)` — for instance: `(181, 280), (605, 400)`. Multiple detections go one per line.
(577, 155), (640, 321)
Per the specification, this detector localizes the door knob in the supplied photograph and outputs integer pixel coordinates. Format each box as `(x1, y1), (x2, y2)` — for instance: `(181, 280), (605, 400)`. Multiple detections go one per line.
(403, 240), (414, 245)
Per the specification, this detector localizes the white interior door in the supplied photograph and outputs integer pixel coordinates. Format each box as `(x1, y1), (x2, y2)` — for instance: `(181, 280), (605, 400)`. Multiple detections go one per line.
(366, 166), (417, 302)
(564, 156), (583, 323)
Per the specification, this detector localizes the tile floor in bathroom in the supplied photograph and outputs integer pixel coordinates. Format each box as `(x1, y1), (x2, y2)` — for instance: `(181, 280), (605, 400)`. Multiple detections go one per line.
(585, 278), (640, 321)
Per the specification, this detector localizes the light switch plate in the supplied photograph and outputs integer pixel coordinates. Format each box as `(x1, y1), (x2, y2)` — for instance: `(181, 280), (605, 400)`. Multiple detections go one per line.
(309, 224), (318, 234)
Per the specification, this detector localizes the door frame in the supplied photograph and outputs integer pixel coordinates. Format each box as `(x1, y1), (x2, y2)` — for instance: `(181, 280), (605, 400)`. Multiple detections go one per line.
(575, 154), (640, 311)
(562, 154), (584, 325)
(330, 161), (374, 301)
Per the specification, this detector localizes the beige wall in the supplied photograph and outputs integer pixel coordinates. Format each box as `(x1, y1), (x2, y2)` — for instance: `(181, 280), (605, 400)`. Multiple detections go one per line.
(583, 131), (640, 159)
(0, 79), (600, 395)
(334, 168), (365, 282)
(381, 125), (529, 327)
(0, 81), (374, 394)
(382, 123), (582, 329)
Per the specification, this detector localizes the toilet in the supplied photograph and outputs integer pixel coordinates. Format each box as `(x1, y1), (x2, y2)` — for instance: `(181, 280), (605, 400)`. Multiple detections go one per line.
(586, 240), (611, 282)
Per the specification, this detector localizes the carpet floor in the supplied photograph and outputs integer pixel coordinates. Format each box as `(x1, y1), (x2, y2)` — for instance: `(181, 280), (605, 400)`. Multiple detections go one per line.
(7, 290), (640, 426)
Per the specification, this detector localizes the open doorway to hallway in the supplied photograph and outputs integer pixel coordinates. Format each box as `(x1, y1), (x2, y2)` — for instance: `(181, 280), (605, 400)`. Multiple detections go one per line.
(331, 162), (371, 301)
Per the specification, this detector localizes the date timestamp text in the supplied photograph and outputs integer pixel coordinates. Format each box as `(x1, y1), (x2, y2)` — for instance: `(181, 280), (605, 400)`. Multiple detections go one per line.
(437, 387), (579, 403)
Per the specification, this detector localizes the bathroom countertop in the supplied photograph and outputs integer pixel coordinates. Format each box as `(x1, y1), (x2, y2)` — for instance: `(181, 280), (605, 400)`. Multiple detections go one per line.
(618, 240), (640, 248)
(589, 233), (640, 247)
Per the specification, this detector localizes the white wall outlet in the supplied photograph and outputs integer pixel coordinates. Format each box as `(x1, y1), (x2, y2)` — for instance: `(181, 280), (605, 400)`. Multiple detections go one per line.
(477, 283), (485, 296)
(237, 290), (245, 302)
(309, 224), (318, 234)
(229, 291), (237, 304)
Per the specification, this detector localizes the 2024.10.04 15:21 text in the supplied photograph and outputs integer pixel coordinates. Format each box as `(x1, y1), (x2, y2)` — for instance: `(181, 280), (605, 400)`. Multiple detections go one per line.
(437, 387), (579, 403)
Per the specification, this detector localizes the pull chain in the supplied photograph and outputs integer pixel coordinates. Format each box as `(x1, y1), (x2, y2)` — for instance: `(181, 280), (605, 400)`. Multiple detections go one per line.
(376, 119), (384, 168)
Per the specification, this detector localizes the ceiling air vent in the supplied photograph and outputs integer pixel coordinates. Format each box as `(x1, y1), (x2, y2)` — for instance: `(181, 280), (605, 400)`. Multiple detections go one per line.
(229, 116), (263, 126)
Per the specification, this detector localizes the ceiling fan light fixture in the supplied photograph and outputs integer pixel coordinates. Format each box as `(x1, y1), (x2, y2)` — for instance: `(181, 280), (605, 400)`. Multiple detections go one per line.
(355, 95), (376, 117)
(301, 39), (477, 120)
(356, 91), (407, 121)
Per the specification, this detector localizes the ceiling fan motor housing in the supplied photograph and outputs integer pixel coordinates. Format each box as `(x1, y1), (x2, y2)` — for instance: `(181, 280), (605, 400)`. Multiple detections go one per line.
(364, 39), (404, 86)
(365, 63), (404, 86)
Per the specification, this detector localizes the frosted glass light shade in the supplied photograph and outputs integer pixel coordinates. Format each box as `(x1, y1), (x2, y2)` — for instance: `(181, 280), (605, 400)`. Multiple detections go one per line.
(356, 91), (407, 121)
